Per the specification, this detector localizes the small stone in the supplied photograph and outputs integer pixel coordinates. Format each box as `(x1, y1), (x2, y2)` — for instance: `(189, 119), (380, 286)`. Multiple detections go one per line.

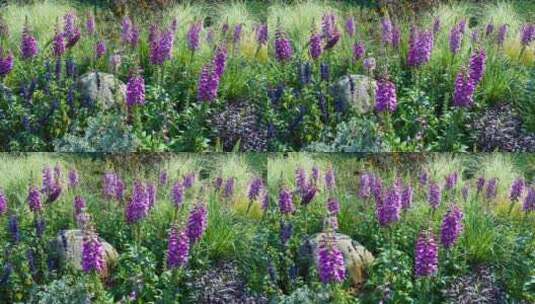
(332, 75), (377, 114)
(77, 72), (126, 109)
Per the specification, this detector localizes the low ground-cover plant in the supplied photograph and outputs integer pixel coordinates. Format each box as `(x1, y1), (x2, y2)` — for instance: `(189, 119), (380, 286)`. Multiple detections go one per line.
(0, 1), (533, 152)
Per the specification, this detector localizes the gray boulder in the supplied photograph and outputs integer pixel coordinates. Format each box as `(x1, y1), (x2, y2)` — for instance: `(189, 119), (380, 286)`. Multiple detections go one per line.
(332, 75), (376, 114)
(78, 72), (125, 109)
(309, 232), (374, 288)
(53, 229), (118, 278)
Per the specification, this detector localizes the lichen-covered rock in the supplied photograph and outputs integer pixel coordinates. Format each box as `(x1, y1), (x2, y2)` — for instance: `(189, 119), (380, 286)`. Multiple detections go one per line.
(332, 75), (377, 114)
(52, 229), (118, 278)
(78, 72), (125, 109)
(308, 232), (374, 288)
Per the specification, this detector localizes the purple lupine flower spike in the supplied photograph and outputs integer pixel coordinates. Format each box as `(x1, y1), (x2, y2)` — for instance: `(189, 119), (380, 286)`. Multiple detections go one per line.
(510, 178), (524, 202)
(223, 177), (235, 198)
(345, 17), (355, 37)
(96, 40), (106, 59)
(256, 23), (268, 46)
(520, 24), (535, 47)
(469, 48), (486, 86)
(63, 11), (81, 48)
(311, 166), (320, 186)
(166, 224), (190, 269)
(295, 167), (308, 195)
(21, 20), (39, 59)
(407, 28), (434, 68)
(82, 229), (105, 273)
(419, 170), (428, 186)
(523, 187), (535, 212)
(125, 181), (149, 224)
(461, 185), (469, 201)
(453, 69), (475, 108)
(353, 41), (365, 61)
(444, 172), (458, 191)
(171, 181), (184, 208)
(325, 166), (336, 191)
(197, 63), (220, 102)
(375, 79), (397, 113)
(147, 183), (157, 210)
(497, 24), (508, 46)
(278, 187), (295, 215)
(428, 182), (441, 210)
(449, 23), (463, 55)
(376, 186), (401, 226)
(52, 28), (65, 57)
(401, 184), (413, 209)
(327, 197), (340, 215)
(233, 24), (243, 45)
(363, 57), (376, 72)
(476, 176), (485, 194)
(213, 176), (223, 192)
(68, 169), (79, 188)
(279, 220), (293, 246)
(187, 201), (208, 244)
(0, 48), (14, 78)
(213, 45), (228, 79)
(0, 189), (7, 215)
(381, 17), (393, 46)
(8, 215), (20, 243)
(86, 13), (95, 35)
(440, 204), (464, 249)
(274, 28), (293, 62)
(28, 186), (42, 213)
(414, 230), (438, 278)
(433, 17), (441, 35)
(309, 31), (322, 60)
(126, 75), (145, 107)
(187, 22), (202, 52)
(115, 177), (125, 201)
(359, 174), (371, 199)
(248, 177), (264, 201)
(486, 178), (498, 200)
(74, 196), (86, 217)
(159, 171), (168, 186)
(316, 235), (346, 284)
(183, 173), (196, 189)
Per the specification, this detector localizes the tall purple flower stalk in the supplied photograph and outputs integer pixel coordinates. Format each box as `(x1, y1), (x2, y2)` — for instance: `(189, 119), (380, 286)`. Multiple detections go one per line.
(345, 17), (355, 37)
(187, 22), (202, 53)
(183, 173), (195, 189)
(419, 170), (428, 186)
(353, 41), (365, 61)
(414, 230), (438, 278)
(86, 13), (95, 35)
(453, 69), (475, 108)
(433, 17), (441, 35)
(223, 177), (235, 198)
(309, 31), (322, 60)
(376, 186), (401, 226)
(401, 185), (413, 209)
(486, 178), (498, 200)
(248, 177), (264, 201)
(213, 45), (228, 79)
(407, 28), (434, 68)
(375, 79), (397, 113)
(82, 230), (105, 273)
(147, 183), (157, 209)
(149, 25), (175, 65)
(8, 215), (20, 243)
(279, 187), (295, 215)
(520, 24), (535, 47)
(159, 171), (168, 186)
(187, 201), (208, 244)
(68, 169), (79, 188)
(440, 204), (464, 249)
(274, 29), (293, 62)
(316, 235), (346, 284)
(381, 17), (393, 46)
(476, 176), (485, 194)
(469, 48), (486, 86)
(392, 26), (401, 49)
(96, 40), (106, 59)
(74, 195), (86, 217)
(171, 181), (184, 208)
(359, 173), (371, 199)
(510, 178), (525, 202)
(28, 186), (42, 213)
(21, 22), (39, 60)
(125, 181), (149, 224)
(428, 182), (441, 210)
(325, 166), (336, 191)
(523, 187), (535, 212)
(444, 172), (458, 191)
(126, 75), (145, 107)
(0, 48), (14, 78)
(327, 197), (340, 215)
(121, 17), (133, 45)
(449, 23), (463, 55)
(63, 11), (80, 48)
(166, 224), (190, 269)
(233, 24), (243, 45)
(295, 167), (308, 195)
(256, 23), (268, 46)
(497, 24), (508, 46)
(52, 29), (66, 57)
(197, 63), (220, 102)
(0, 189), (7, 215)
